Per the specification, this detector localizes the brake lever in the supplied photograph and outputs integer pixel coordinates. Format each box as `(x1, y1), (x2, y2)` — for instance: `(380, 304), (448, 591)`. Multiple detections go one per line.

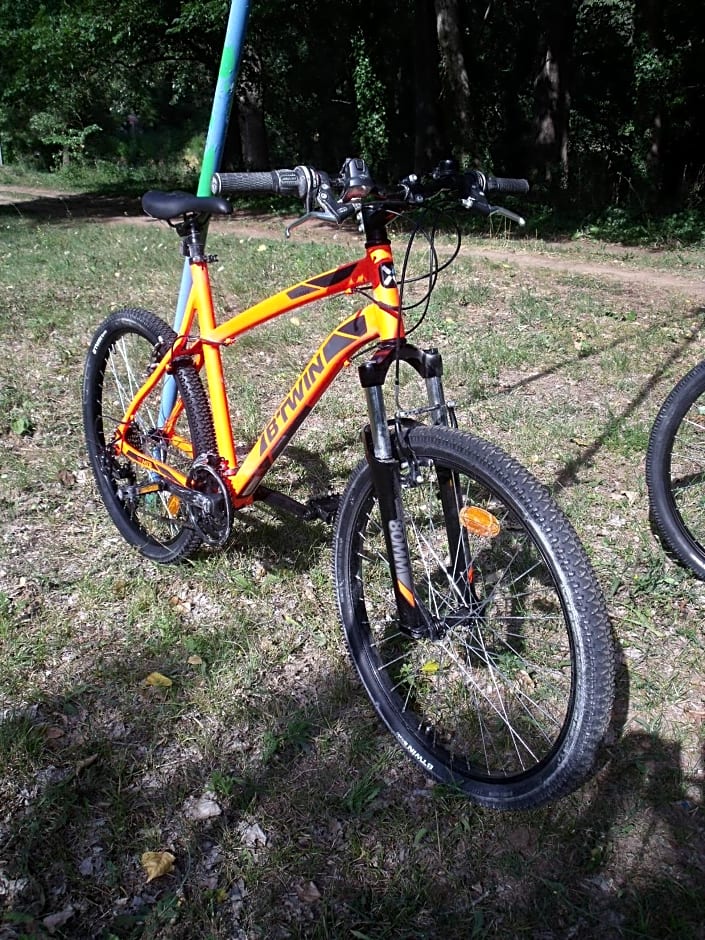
(460, 195), (525, 227)
(285, 184), (356, 237)
(488, 205), (526, 227)
(285, 209), (339, 237)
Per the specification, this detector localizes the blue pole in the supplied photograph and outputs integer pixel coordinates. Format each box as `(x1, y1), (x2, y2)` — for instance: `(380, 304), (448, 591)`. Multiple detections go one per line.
(160, 0), (250, 424)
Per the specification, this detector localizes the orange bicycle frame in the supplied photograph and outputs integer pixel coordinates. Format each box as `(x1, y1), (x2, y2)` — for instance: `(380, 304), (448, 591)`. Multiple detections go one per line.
(114, 240), (404, 507)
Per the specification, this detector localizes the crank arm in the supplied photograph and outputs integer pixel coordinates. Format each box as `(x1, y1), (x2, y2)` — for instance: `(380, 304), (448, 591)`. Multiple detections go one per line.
(118, 479), (220, 515)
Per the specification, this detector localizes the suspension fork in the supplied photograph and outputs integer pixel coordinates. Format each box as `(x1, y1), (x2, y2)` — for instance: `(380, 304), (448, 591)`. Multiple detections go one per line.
(362, 386), (427, 638)
(423, 356), (474, 601)
(425, 350), (477, 604)
(359, 343), (471, 637)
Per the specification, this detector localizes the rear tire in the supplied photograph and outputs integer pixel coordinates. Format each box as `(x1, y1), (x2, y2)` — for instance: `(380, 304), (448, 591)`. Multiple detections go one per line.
(646, 359), (705, 579)
(333, 424), (615, 809)
(83, 307), (216, 563)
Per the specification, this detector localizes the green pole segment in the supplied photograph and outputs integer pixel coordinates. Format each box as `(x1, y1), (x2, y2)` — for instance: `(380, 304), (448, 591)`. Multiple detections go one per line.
(160, 0), (250, 424)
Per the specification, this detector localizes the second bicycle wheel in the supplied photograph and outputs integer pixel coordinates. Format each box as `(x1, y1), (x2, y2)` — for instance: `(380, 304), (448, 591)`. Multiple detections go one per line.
(333, 424), (614, 810)
(646, 359), (705, 579)
(83, 307), (216, 563)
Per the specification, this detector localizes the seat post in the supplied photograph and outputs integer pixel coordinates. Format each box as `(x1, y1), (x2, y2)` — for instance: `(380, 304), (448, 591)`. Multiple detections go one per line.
(175, 213), (209, 263)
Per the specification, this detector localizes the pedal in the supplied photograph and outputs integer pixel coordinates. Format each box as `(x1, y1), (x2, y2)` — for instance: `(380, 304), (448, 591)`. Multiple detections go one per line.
(305, 493), (340, 524)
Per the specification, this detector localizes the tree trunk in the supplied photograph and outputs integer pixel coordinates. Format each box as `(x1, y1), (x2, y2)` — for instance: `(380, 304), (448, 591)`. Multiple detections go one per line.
(414, 0), (447, 171)
(534, 4), (574, 187)
(434, 0), (473, 162)
(640, 0), (663, 187)
(236, 51), (269, 170)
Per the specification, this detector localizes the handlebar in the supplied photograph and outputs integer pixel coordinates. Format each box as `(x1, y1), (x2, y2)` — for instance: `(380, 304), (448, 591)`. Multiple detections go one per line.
(211, 158), (529, 230)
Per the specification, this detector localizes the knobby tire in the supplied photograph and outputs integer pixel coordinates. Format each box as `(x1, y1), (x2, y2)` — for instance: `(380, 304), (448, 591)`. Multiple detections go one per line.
(646, 359), (705, 579)
(333, 424), (615, 810)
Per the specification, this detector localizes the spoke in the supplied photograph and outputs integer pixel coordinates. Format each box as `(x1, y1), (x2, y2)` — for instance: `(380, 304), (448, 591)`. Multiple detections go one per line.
(354, 452), (575, 780)
(436, 639), (544, 767)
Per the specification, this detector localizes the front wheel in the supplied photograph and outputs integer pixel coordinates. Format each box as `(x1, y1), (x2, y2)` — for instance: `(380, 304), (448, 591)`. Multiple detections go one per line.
(646, 359), (705, 579)
(333, 424), (615, 810)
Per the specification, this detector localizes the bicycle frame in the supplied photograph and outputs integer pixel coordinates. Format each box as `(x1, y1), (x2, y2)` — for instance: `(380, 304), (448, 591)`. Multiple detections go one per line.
(114, 238), (407, 508)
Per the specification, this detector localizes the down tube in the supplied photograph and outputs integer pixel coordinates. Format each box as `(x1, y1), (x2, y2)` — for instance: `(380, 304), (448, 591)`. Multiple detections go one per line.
(231, 308), (381, 499)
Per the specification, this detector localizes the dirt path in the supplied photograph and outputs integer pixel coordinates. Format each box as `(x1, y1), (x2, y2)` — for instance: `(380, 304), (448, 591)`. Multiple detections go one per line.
(460, 248), (705, 299)
(2, 183), (704, 300)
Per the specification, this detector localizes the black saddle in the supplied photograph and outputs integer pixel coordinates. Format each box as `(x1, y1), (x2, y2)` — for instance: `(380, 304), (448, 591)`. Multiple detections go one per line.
(142, 190), (232, 221)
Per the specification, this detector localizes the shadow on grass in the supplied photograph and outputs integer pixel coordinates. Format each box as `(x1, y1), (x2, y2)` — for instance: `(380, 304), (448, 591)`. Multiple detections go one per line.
(0, 191), (146, 223)
(0, 189), (296, 227)
(0, 602), (702, 939)
(484, 302), (705, 495)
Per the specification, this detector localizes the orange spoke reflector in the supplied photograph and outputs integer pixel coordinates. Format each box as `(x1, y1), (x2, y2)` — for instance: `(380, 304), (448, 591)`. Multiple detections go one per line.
(459, 506), (500, 538)
(167, 495), (181, 516)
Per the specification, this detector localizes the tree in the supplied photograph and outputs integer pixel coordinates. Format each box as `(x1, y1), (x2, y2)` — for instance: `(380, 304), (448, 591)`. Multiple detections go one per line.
(414, 0), (447, 171)
(435, 0), (474, 162)
(533, 0), (576, 187)
(1, 0), (704, 213)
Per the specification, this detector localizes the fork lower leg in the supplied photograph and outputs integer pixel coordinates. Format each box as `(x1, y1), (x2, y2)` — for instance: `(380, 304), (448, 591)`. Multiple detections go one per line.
(362, 385), (426, 637)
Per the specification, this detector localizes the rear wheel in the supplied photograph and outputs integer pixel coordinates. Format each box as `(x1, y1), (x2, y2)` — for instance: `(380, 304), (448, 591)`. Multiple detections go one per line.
(333, 424), (614, 809)
(82, 307), (216, 563)
(646, 360), (705, 579)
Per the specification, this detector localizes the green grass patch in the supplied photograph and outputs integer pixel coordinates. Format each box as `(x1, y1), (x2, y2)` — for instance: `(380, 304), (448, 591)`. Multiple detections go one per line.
(1, 212), (705, 937)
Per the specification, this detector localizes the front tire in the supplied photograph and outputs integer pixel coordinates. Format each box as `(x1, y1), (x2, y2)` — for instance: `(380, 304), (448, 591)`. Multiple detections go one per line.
(646, 360), (705, 579)
(83, 307), (216, 563)
(333, 424), (614, 810)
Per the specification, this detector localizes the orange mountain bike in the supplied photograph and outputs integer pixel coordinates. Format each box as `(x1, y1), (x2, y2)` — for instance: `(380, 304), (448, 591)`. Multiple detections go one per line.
(82, 158), (615, 809)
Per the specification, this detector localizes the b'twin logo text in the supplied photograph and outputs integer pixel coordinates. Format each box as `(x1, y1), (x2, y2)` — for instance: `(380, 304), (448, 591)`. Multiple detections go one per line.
(92, 329), (108, 355)
(396, 732), (434, 771)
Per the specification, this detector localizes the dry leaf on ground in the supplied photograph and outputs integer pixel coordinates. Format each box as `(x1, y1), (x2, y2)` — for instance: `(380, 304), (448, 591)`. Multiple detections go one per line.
(144, 672), (173, 688)
(141, 850), (176, 882)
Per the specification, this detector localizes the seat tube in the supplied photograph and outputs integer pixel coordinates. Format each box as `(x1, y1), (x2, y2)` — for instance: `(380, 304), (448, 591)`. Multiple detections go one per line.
(190, 261), (237, 469)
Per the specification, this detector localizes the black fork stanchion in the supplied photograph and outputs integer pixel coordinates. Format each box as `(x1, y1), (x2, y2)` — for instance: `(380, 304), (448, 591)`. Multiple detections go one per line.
(359, 343), (474, 622)
(422, 355), (474, 603)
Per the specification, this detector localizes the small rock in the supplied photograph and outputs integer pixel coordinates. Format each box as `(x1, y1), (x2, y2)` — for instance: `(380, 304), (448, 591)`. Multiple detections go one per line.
(184, 794), (222, 821)
(237, 821), (267, 847)
(42, 907), (75, 932)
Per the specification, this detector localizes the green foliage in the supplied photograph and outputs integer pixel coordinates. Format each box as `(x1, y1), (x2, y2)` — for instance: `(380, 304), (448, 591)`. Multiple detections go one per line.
(575, 206), (705, 246)
(352, 33), (389, 169)
(28, 112), (101, 168)
(0, 0), (704, 216)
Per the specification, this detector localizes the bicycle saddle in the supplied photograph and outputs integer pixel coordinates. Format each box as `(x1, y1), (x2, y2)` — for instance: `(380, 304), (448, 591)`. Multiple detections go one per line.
(142, 190), (233, 221)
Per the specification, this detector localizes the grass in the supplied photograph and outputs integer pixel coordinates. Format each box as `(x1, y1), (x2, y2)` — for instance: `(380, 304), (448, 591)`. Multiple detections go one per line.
(1, 203), (705, 938)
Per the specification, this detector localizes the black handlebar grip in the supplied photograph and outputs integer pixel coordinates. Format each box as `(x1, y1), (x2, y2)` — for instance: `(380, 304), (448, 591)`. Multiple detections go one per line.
(212, 169), (308, 197)
(211, 171), (279, 195)
(486, 176), (530, 195)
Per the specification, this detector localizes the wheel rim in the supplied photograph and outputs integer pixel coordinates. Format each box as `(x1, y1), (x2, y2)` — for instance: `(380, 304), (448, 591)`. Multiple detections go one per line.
(349, 458), (576, 783)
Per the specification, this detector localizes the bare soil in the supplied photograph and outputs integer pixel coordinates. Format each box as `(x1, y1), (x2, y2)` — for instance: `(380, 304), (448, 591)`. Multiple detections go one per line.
(2, 183), (704, 300)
